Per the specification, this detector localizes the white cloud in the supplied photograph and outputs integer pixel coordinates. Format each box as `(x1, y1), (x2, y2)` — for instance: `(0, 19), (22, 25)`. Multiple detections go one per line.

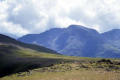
(0, 21), (29, 34)
(12, 4), (22, 15)
(0, 0), (120, 37)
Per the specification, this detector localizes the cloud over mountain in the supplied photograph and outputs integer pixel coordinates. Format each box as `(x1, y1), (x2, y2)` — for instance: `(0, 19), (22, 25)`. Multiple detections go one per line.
(0, 0), (120, 37)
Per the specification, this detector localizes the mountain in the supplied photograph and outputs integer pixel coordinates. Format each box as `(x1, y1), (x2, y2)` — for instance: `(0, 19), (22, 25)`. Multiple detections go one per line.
(18, 25), (101, 57)
(18, 25), (120, 58)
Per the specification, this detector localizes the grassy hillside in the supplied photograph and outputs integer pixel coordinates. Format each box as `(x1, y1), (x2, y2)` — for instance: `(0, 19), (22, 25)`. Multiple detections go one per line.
(0, 44), (120, 80)
(0, 44), (62, 77)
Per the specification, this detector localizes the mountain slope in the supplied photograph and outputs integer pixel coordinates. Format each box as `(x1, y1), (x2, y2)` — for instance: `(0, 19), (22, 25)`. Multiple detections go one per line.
(18, 25), (103, 57)
(96, 29), (120, 58)
(18, 25), (120, 58)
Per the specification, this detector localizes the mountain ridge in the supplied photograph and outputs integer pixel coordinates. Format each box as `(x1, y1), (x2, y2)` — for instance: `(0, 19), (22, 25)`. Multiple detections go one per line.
(19, 24), (120, 58)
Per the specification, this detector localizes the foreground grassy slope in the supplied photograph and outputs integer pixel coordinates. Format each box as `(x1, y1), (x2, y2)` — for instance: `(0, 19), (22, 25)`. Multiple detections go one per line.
(0, 44), (120, 80)
(0, 43), (93, 77)
(1, 59), (120, 80)
(0, 34), (61, 77)
(0, 44), (62, 77)
(2, 67), (120, 80)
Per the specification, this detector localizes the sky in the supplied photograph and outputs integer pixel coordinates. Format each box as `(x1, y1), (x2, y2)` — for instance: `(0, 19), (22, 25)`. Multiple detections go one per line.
(0, 0), (120, 38)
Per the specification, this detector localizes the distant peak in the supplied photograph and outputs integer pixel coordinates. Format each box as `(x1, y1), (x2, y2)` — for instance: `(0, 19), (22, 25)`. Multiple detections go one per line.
(69, 25), (89, 30)
(68, 25), (93, 31)
(103, 29), (120, 34)
(111, 29), (120, 32)
(69, 24), (84, 28)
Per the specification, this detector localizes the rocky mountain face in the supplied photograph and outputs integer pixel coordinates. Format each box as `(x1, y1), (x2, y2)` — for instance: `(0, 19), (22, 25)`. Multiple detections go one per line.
(18, 25), (120, 58)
